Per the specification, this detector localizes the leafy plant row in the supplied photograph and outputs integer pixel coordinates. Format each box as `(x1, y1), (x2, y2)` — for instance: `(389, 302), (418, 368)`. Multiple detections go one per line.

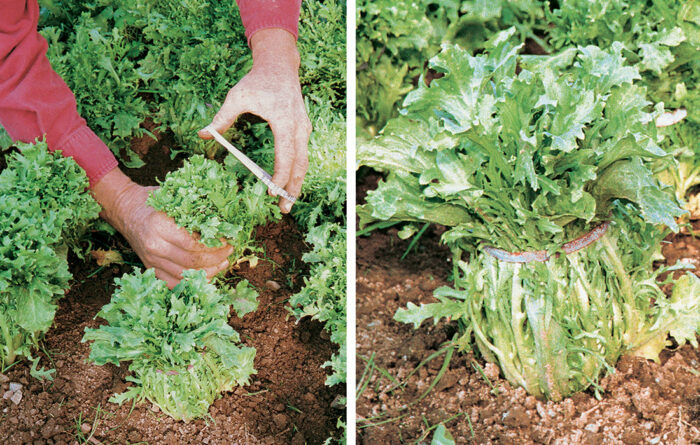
(2, 0), (347, 437)
(80, 136), (347, 433)
(0, 141), (100, 378)
(358, 0), (697, 132)
(357, 0), (548, 136)
(38, 0), (346, 165)
(78, 152), (276, 420)
(290, 107), (347, 392)
(144, 108), (349, 401)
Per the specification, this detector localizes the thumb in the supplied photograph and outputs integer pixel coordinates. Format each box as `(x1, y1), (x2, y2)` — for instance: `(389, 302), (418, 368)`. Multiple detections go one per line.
(198, 96), (246, 140)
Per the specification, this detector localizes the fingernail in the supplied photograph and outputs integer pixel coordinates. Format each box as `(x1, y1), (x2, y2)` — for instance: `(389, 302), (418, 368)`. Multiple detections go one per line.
(281, 202), (292, 213)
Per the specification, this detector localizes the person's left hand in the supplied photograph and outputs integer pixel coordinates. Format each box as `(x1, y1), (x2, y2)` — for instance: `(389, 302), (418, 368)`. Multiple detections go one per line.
(91, 168), (234, 289)
(198, 28), (311, 214)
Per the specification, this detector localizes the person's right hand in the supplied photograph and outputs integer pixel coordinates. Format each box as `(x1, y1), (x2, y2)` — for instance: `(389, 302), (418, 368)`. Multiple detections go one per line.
(198, 28), (310, 214)
(91, 168), (233, 288)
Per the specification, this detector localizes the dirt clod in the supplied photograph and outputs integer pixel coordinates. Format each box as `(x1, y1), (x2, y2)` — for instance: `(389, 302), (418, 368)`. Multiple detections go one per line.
(503, 406), (529, 427)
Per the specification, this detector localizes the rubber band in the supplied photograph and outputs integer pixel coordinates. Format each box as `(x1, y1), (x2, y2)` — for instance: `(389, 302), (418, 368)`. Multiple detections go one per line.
(482, 222), (610, 263)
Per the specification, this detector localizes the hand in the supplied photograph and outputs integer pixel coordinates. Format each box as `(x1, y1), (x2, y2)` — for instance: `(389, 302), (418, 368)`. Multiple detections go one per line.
(91, 168), (234, 288)
(198, 28), (311, 214)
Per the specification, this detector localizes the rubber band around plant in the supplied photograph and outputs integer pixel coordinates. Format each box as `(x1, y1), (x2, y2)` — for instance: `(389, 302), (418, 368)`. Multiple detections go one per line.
(155, 351), (206, 376)
(482, 221), (610, 263)
(155, 365), (195, 376)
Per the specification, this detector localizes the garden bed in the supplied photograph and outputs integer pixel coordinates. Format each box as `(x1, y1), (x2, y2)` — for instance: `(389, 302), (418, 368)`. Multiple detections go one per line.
(0, 137), (343, 445)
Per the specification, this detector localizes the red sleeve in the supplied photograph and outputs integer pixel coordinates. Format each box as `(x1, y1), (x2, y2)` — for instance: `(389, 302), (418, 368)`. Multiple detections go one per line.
(0, 0), (118, 187)
(236, 0), (302, 44)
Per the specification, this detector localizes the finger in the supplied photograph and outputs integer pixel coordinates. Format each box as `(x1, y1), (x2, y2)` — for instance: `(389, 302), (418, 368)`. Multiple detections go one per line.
(150, 252), (229, 281)
(153, 258), (229, 282)
(149, 257), (186, 281)
(152, 242), (233, 270)
(269, 121), (296, 197)
(198, 91), (247, 139)
(155, 214), (232, 253)
(153, 268), (181, 290)
(279, 128), (310, 214)
(163, 231), (234, 256)
(204, 259), (230, 280)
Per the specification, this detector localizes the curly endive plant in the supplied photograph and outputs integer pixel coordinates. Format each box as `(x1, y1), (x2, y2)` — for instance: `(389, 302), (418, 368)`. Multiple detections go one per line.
(359, 29), (700, 400)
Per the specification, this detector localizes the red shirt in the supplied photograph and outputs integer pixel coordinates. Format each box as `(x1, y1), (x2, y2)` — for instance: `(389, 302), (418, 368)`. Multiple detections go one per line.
(0, 0), (301, 186)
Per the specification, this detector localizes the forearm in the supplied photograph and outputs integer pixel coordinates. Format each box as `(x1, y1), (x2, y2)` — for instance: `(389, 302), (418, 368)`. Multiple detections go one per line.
(250, 28), (300, 71)
(0, 0), (118, 186)
(90, 168), (138, 232)
(236, 0), (302, 44)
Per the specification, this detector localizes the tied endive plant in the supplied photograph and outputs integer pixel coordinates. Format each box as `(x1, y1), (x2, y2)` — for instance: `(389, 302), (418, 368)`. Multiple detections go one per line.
(396, 205), (699, 400)
(359, 28), (700, 400)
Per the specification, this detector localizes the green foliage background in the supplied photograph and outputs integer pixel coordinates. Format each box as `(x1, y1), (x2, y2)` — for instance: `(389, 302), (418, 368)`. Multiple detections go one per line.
(38, 0), (346, 164)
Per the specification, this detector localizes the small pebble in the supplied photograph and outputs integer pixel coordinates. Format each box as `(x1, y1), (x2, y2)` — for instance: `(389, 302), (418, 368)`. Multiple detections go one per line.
(81, 423), (91, 434)
(10, 391), (21, 405)
(3, 391), (13, 400)
(536, 403), (547, 419)
(524, 396), (537, 410)
(0, 374), (9, 384)
(456, 390), (467, 402)
(585, 424), (600, 433)
(483, 363), (500, 381)
(265, 280), (281, 291)
(272, 413), (289, 429)
(150, 404), (160, 413)
(9, 382), (22, 392)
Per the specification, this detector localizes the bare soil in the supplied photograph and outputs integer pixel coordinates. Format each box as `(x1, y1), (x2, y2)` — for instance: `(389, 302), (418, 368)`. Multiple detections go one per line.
(0, 131), (343, 444)
(356, 172), (700, 445)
